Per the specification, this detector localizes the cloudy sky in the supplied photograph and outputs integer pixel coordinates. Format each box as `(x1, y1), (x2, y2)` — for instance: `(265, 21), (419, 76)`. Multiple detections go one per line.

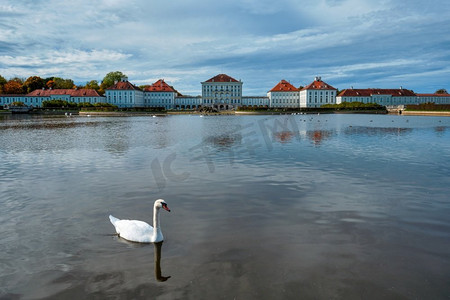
(0, 0), (449, 95)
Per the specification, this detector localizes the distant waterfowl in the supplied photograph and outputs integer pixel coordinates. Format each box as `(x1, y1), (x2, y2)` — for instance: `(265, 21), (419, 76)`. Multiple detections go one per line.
(109, 199), (171, 243)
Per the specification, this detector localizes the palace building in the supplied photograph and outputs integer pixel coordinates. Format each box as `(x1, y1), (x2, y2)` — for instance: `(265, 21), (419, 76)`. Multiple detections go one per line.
(1, 73), (449, 109)
(300, 77), (337, 108)
(336, 88), (417, 106)
(201, 74), (243, 110)
(105, 77), (144, 107)
(143, 79), (177, 110)
(0, 88), (104, 108)
(267, 80), (300, 108)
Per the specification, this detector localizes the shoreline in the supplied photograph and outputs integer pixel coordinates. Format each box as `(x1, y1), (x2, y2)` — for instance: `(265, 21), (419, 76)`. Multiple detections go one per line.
(401, 111), (450, 116)
(2, 109), (449, 117)
(78, 111), (166, 117)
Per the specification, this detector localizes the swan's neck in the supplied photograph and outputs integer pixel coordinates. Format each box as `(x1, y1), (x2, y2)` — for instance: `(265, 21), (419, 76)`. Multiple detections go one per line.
(153, 207), (161, 230)
(152, 206), (163, 242)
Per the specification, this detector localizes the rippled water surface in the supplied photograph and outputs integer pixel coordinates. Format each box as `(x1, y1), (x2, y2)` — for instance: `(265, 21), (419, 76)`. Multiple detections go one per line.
(1, 113), (449, 299)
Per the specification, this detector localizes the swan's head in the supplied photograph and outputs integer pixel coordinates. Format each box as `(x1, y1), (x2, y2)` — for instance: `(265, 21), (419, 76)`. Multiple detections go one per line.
(155, 199), (171, 212)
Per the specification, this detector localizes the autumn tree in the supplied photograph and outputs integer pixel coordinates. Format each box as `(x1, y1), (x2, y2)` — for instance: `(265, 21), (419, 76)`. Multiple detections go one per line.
(435, 89), (448, 94)
(24, 76), (45, 93)
(46, 80), (55, 89)
(3, 80), (25, 94)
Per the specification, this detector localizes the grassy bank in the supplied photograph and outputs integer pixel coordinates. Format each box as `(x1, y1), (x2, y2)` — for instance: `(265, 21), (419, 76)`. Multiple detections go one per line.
(405, 103), (450, 112)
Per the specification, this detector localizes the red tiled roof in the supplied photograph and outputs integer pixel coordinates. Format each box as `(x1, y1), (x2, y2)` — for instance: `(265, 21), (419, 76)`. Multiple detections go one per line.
(301, 78), (336, 91)
(269, 80), (299, 92)
(106, 81), (142, 91)
(144, 79), (176, 92)
(416, 93), (450, 97)
(26, 89), (102, 97)
(204, 74), (239, 83)
(338, 89), (416, 97)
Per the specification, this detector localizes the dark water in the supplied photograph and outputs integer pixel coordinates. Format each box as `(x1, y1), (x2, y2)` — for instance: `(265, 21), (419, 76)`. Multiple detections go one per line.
(0, 113), (449, 299)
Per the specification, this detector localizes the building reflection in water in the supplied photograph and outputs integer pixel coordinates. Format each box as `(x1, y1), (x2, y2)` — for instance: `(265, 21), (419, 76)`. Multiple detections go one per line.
(203, 133), (242, 150)
(274, 131), (294, 143)
(154, 241), (171, 282)
(307, 130), (333, 146)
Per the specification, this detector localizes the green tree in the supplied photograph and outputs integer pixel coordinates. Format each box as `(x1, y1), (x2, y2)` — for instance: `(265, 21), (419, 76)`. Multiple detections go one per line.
(10, 77), (25, 84)
(24, 76), (45, 93)
(435, 89), (448, 94)
(0, 75), (7, 86)
(100, 71), (127, 92)
(53, 77), (75, 89)
(3, 80), (25, 94)
(84, 80), (100, 91)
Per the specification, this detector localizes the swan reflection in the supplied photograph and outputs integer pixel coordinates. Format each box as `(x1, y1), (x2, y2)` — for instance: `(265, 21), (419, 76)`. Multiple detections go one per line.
(113, 238), (170, 282)
(154, 241), (171, 282)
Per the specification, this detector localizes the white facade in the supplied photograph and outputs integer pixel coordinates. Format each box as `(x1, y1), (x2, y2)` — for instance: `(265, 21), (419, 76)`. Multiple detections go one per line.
(0, 95), (26, 107)
(106, 78), (144, 108)
(267, 80), (300, 108)
(144, 92), (175, 109)
(174, 96), (202, 109)
(416, 94), (450, 104)
(336, 89), (419, 106)
(300, 89), (336, 107)
(143, 79), (177, 109)
(300, 77), (337, 108)
(0, 89), (105, 108)
(268, 91), (300, 108)
(201, 74), (243, 110)
(242, 96), (269, 107)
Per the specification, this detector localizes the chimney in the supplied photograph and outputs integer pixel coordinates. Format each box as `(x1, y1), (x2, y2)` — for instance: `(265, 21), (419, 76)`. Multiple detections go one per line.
(400, 86), (403, 89)
(114, 80), (118, 85)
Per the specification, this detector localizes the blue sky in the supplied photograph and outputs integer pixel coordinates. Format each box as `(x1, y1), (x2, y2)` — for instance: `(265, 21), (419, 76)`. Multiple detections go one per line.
(0, 0), (449, 95)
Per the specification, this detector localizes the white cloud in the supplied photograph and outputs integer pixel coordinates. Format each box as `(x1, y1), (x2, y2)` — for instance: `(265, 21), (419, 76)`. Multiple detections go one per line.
(0, 0), (449, 93)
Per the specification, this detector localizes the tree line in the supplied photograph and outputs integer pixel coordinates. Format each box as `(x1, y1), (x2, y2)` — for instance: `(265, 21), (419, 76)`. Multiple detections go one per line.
(0, 71), (127, 96)
(1, 71), (448, 96)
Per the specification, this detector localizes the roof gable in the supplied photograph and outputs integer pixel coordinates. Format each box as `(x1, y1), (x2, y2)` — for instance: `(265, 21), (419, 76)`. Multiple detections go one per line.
(301, 77), (336, 91)
(144, 79), (176, 92)
(269, 80), (299, 92)
(106, 80), (141, 91)
(338, 89), (416, 97)
(416, 93), (450, 97)
(204, 74), (239, 83)
(26, 88), (102, 97)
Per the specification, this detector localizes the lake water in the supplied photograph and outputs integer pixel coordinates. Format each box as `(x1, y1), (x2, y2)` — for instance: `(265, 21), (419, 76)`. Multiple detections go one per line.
(0, 113), (449, 299)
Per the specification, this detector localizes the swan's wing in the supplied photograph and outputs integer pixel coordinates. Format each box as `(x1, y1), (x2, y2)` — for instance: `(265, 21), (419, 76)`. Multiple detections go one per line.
(114, 219), (153, 243)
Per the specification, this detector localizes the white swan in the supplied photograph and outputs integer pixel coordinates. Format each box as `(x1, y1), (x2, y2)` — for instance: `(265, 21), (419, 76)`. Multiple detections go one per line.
(109, 199), (171, 243)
